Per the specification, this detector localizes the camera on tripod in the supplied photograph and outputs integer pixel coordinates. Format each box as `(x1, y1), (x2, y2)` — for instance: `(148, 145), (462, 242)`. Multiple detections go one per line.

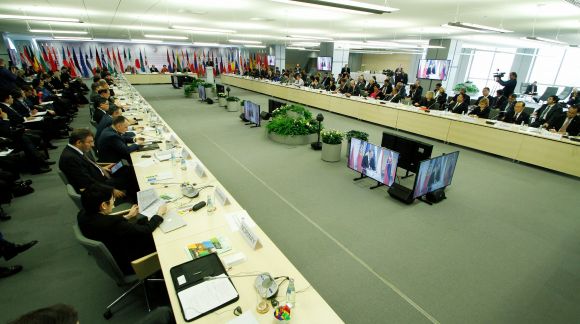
(493, 71), (506, 78)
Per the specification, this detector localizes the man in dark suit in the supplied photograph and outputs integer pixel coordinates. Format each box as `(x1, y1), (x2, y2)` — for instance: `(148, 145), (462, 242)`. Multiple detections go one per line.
(380, 79), (393, 97)
(409, 80), (423, 105)
(97, 116), (143, 163)
(59, 128), (129, 199)
(77, 183), (166, 275)
(496, 71), (517, 97)
(341, 64), (350, 74)
(531, 95), (562, 128)
(449, 94), (469, 114)
(92, 95), (109, 125)
(502, 101), (530, 124)
(543, 105), (579, 136)
(475, 87), (495, 107)
(452, 88), (471, 105)
(525, 81), (538, 95)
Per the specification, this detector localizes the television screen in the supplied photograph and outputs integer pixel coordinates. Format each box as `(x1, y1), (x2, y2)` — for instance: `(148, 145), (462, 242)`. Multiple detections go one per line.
(317, 57), (332, 71)
(267, 55), (275, 66)
(198, 85), (206, 100)
(216, 84), (225, 94)
(416, 59), (450, 81)
(413, 151), (459, 198)
(347, 138), (399, 187)
(250, 102), (260, 126)
(268, 99), (285, 113)
(381, 131), (433, 174)
(244, 100), (252, 121)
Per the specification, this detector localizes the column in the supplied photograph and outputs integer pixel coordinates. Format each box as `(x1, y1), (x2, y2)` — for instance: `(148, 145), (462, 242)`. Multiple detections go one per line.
(272, 45), (286, 71)
(418, 39), (464, 92)
(320, 42), (350, 77)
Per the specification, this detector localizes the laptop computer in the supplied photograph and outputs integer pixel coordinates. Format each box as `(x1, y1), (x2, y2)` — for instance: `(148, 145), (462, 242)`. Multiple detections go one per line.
(139, 143), (160, 152)
(137, 188), (186, 233)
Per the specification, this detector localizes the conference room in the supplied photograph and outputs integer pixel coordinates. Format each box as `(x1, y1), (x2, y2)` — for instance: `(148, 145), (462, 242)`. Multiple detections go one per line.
(0, 0), (579, 323)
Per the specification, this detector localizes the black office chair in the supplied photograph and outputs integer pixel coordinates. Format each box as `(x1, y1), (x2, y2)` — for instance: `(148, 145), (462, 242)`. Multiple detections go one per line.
(536, 86), (559, 103)
(556, 87), (573, 102)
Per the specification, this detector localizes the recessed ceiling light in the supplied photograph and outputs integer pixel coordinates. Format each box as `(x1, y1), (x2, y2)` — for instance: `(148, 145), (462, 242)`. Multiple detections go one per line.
(522, 36), (568, 45)
(144, 34), (188, 40)
(0, 14), (82, 23)
(443, 22), (513, 33)
(228, 39), (262, 44)
(244, 44), (266, 48)
(29, 29), (88, 34)
(272, 0), (398, 14)
(171, 25), (235, 34)
(192, 42), (221, 47)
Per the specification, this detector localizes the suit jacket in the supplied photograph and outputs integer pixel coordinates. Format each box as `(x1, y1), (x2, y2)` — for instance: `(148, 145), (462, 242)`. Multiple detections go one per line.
(469, 106), (490, 119)
(534, 104), (562, 124)
(546, 114), (580, 136)
(97, 127), (139, 162)
(381, 83), (393, 96)
(498, 78), (517, 97)
(12, 99), (32, 117)
(435, 92), (447, 107)
(525, 84), (537, 94)
(418, 98), (436, 109)
(58, 145), (108, 192)
(451, 102), (469, 114)
(0, 103), (25, 127)
(410, 86), (423, 104)
(77, 210), (163, 274)
(93, 107), (106, 124)
(503, 110), (530, 125)
(95, 114), (113, 142)
(475, 95), (495, 107)
(453, 93), (471, 104)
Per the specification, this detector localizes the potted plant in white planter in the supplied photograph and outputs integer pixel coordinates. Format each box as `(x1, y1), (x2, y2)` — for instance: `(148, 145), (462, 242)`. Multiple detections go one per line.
(226, 96), (240, 112)
(321, 129), (344, 162)
(218, 93), (227, 107)
(203, 82), (215, 97)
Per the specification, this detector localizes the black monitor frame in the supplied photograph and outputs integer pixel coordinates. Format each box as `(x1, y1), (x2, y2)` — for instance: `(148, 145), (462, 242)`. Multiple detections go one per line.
(381, 131), (433, 176)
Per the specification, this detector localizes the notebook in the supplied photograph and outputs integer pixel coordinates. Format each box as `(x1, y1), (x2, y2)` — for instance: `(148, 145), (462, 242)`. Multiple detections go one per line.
(137, 189), (186, 233)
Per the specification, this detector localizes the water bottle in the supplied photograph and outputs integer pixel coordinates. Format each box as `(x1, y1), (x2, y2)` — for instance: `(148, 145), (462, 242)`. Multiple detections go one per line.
(180, 157), (187, 171)
(206, 196), (216, 213)
(286, 278), (296, 308)
(170, 150), (176, 166)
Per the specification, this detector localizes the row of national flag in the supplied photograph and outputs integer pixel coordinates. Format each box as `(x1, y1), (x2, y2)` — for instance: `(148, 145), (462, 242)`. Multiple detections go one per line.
(18, 43), (273, 78)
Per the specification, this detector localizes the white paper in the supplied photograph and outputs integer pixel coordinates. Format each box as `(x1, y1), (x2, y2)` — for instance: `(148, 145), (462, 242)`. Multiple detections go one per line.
(137, 188), (164, 218)
(177, 273), (238, 320)
(33, 111), (47, 116)
(0, 149), (14, 157)
(225, 210), (256, 232)
(226, 312), (259, 324)
(133, 159), (155, 168)
(24, 117), (43, 123)
(39, 101), (53, 106)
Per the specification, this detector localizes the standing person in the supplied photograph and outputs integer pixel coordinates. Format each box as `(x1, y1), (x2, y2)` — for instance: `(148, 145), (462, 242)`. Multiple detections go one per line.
(495, 72), (518, 97)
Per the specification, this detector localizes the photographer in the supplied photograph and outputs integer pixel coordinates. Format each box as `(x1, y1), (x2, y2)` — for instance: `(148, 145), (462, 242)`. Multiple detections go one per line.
(495, 71), (517, 97)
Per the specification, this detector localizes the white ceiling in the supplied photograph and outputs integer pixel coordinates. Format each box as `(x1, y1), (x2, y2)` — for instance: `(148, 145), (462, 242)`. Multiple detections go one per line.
(0, 0), (579, 49)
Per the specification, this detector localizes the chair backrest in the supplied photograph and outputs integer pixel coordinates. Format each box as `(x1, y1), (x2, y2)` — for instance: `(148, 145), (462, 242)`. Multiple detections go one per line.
(72, 224), (133, 285)
(488, 108), (500, 120)
(58, 170), (83, 210)
(520, 82), (530, 94)
(557, 87), (573, 101)
(523, 107), (535, 115)
(538, 86), (559, 101)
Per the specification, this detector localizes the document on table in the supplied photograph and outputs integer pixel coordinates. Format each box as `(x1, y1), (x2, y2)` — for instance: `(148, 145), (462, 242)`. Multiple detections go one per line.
(24, 117), (43, 123)
(33, 111), (47, 116)
(39, 101), (53, 106)
(137, 188), (165, 219)
(177, 274), (238, 321)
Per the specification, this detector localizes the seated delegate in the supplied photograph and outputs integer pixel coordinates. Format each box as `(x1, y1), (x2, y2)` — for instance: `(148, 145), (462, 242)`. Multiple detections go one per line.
(97, 116), (143, 163)
(469, 97), (491, 118)
(77, 183), (166, 274)
(415, 91), (437, 109)
(502, 101), (530, 125)
(542, 105), (579, 136)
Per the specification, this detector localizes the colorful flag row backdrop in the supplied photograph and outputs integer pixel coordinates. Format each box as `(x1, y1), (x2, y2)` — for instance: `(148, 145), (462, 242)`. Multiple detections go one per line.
(17, 42), (273, 78)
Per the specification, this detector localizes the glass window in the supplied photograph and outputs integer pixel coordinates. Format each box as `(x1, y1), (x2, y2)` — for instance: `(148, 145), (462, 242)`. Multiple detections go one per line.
(528, 47), (565, 86)
(555, 48), (580, 87)
(468, 51), (494, 79)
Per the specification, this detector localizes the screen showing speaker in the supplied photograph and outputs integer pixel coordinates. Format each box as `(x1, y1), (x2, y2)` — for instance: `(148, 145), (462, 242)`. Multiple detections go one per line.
(267, 55), (275, 66)
(412, 151), (459, 198)
(347, 138), (399, 187)
(317, 57), (332, 71)
(416, 59), (451, 81)
(244, 100), (261, 126)
(198, 85), (206, 100)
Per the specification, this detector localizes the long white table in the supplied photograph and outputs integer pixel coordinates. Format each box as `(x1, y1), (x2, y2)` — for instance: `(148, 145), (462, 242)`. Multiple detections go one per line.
(115, 77), (343, 323)
(222, 74), (580, 178)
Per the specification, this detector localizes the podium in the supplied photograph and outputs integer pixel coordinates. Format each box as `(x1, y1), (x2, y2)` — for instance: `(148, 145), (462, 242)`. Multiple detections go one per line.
(206, 67), (215, 84)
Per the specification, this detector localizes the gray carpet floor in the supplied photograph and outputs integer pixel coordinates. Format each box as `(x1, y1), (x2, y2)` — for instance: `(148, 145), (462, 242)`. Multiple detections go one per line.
(1, 82), (578, 324)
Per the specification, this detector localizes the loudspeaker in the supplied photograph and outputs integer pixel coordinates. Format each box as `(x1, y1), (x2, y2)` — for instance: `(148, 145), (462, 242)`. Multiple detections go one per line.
(387, 183), (414, 204)
(425, 188), (446, 203)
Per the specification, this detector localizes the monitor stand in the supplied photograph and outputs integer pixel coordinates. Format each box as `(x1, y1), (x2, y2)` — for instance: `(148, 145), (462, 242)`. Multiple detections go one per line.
(353, 174), (367, 181)
(369, 182), (383, 190)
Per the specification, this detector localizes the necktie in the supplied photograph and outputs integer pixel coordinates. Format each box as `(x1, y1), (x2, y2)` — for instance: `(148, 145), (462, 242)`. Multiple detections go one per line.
(83, 154), (109, 178)
(559, 117), (572, 133)
(514, 113), (519, 122)
(540, 106), (552, 120)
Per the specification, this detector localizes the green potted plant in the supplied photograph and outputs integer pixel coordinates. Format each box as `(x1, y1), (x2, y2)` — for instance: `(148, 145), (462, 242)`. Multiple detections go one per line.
(217, 93), (227, 107)
(226, 96), (240, 112)
(183, 84), (195, 98)
(266, 104), (319, 145)
(188, 78), (203, 99)
(203, 82), (215, 96)
(345, 130), (369, 157)
(321, 129), (344, 162)
(453, 81), (479, 97)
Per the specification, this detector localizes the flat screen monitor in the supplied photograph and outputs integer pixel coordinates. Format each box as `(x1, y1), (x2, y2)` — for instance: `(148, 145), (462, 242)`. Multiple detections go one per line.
(198, 85), (206, 100)
(413, 151), (459, 198)
(317, 57), (332, 71)
(268, 99), (285, 114)
(216, 84), (225, 94)
(249, 102), (260, 126)
(347, 138), (399, 187)
(381, 131), (433, 174)
(267, 55), (275, 66)
(416, 59), (451, 81)
(244, 100), (252, 121)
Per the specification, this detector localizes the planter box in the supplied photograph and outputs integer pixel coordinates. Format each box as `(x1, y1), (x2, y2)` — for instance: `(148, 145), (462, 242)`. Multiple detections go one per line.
(184, 93), (193, 98)
(218, 97), (227, 107)
(268, 132), (317, 145)
(192, 92), (199, 99)
(322, 143), (342, 162)
(227, 101), (239, 112)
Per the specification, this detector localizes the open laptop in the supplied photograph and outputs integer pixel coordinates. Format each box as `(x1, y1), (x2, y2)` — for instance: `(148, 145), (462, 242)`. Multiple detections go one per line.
(137, 188), (186, 233)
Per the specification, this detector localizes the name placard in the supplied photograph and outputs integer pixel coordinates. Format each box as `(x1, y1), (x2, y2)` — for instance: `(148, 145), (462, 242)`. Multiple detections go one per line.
(240, 219), (260, 250)
(214, 186), (230, 206)
(194, 162), (206, 178)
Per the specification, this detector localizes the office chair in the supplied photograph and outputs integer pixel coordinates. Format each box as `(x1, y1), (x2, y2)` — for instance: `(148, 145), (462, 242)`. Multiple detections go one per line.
(58, 170), (83, 210)
(556, 87), (573, 102)
(72, 225), (163, 320)
(488, 108), (501, 120)
(536, 86), (559, 103)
